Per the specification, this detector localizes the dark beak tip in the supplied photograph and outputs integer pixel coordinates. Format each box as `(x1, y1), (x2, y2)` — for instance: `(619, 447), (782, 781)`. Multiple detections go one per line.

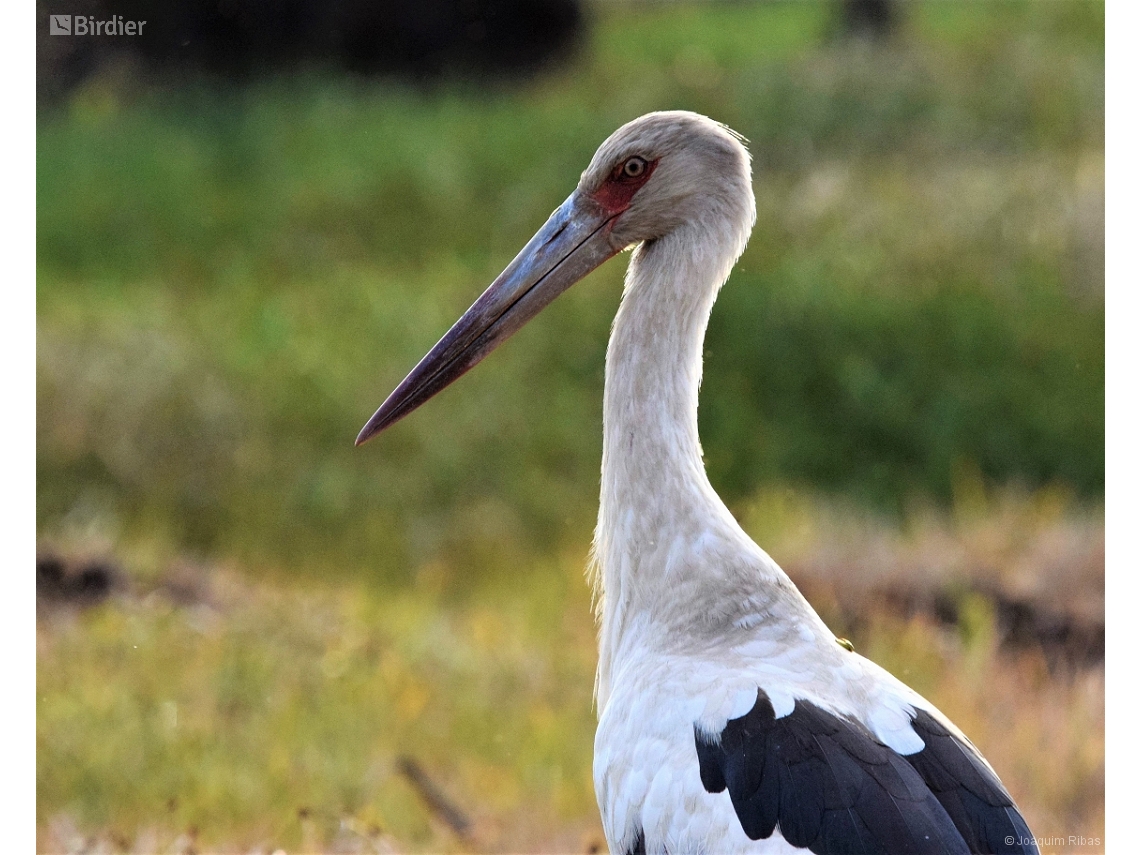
(355, 414), (385, 447)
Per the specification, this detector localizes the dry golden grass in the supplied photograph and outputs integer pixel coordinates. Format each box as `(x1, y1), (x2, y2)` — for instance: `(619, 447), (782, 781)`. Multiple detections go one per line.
(38, 489), (1103, 854)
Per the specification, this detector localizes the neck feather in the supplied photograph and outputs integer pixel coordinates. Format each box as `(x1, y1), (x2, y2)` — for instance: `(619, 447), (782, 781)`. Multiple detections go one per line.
(590, 218), (764, 703)
(599, 229), (727, 536)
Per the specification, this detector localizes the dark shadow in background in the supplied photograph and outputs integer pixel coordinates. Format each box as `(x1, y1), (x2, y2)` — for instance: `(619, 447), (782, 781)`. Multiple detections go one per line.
(37, 0), (901, 103)
(37, 0), (585, 101)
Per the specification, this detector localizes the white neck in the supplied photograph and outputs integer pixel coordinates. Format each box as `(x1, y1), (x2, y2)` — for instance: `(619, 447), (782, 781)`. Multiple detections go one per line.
(590, 217), (786, 707)
(599, 229), (729, 547)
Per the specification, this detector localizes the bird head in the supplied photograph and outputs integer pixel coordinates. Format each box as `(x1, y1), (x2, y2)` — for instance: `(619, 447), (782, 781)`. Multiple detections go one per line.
(578, 111), (754, 253)
(356, 111), (753, 445)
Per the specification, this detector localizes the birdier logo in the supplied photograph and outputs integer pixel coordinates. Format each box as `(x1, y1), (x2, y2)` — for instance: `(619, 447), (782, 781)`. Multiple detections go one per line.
(49, 13), (146, 36)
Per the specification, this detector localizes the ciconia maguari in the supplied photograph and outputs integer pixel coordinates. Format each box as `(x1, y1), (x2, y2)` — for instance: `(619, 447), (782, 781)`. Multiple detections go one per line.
(357, 111), (1039, 855)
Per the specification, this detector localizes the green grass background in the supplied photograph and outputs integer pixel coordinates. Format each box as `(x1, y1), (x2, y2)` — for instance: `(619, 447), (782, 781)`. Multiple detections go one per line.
(37, 0), (1104, 850)
(37, 0), (1103, 583)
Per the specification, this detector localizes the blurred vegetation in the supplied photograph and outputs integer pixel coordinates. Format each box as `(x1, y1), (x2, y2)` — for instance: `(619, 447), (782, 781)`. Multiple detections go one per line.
(38, 551), (603, 852)
(37, 1), (1104, 851)
(37, 489), (1104, 853)
(37, 0), (1104, 585)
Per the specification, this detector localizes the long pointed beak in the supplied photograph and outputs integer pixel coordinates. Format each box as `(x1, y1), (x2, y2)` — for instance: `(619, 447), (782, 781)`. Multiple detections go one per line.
(356, 191), (620, 445)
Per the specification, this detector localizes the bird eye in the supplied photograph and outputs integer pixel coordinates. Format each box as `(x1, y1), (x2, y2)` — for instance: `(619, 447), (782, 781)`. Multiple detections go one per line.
(622, 157), (647, 178)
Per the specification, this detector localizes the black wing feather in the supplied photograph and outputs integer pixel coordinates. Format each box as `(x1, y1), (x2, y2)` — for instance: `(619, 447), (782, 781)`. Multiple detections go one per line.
(693, 689), (1038, 854)
(905, 710), (1039, 855)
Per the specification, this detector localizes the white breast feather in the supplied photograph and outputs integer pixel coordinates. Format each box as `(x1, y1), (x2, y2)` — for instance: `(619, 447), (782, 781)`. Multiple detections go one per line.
(594, 633), (949, 854)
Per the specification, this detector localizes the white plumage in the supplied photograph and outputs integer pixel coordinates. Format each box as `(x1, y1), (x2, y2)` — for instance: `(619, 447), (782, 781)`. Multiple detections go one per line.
(359, 111), (1037, 855)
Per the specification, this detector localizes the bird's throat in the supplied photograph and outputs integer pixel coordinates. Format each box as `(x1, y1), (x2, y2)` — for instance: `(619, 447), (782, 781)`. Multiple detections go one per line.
(599, 238), (717, 521)
(592, 227), (744, 705)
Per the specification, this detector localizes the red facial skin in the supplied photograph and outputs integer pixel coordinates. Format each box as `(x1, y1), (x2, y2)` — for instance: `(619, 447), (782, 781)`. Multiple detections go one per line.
(591, 158), (660, 215)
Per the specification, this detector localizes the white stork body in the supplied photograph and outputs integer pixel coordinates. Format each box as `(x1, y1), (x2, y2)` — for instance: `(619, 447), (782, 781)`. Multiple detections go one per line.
(595, 638), (927, 852)
(590, 189), (996, 852)
(359, 112), (1038, 855)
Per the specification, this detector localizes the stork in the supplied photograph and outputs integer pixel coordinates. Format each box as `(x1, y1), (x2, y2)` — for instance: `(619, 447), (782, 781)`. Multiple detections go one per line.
(357, 112), (1039, 855)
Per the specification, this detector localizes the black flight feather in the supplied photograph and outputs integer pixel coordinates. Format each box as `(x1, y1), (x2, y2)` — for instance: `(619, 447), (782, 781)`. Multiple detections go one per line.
(693, 689), (1039, 854)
